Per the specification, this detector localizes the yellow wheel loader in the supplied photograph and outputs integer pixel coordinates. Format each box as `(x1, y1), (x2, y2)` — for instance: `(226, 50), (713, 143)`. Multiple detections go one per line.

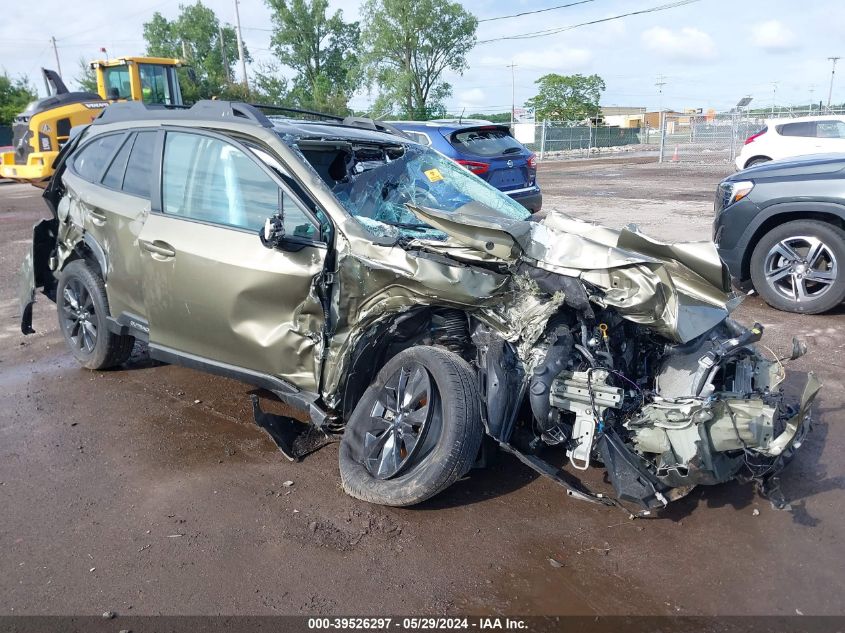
(1, 57), (182, 184)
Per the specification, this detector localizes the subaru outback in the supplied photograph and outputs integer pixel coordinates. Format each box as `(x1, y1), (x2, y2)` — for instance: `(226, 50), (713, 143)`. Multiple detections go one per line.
(20, 100), (820, 513)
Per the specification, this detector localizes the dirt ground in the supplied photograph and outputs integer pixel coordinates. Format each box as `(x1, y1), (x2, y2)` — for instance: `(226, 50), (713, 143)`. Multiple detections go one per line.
(1, 160), (843, 617)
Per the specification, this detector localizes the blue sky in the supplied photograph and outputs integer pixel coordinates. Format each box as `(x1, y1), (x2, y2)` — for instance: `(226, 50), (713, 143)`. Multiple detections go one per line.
(2, 0), (843, 114)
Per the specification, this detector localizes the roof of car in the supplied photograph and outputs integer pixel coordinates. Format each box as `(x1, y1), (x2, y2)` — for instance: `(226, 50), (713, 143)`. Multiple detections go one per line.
(765, 114), (845, 125)
(390, 119), (507, 132)
(91, 100), (407, 144)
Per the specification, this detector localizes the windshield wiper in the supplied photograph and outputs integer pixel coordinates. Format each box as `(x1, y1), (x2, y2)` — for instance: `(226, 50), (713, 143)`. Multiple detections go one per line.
(502, 147), (522, 155)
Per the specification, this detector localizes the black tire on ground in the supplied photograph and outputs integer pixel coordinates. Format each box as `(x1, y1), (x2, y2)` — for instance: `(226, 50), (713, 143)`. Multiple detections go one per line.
(745, 157), (771, 168)
(339, 346), (483, 507)
(56, 260), (135, 370)
(750, 219), (845, 314)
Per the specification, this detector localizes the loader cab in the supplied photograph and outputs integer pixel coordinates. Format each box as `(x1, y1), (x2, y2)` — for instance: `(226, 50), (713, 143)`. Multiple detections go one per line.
(93, 57), (183, 106)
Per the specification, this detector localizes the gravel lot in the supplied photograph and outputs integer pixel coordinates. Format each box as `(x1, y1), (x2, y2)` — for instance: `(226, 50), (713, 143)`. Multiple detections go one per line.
(1, 160), (843, 617)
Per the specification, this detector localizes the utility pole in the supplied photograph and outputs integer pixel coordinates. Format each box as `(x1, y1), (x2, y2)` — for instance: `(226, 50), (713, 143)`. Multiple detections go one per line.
(809, 85), (816, 114)
(506, 62), (517, 126)
(771, 82), (779, 116)
(233, 0), (249, 92)
(655, 75), (667, 162)
(828, 57), (841, 110)
(50, 36), (62, 77)
(219, 26), (229, 83)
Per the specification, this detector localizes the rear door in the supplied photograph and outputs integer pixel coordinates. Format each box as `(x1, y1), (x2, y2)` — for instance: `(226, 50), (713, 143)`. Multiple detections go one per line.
(137, 129), (328, 392)
(447, 126), (535, 193)
(64, 130), (151, 318)
(775, 121), (821, 159)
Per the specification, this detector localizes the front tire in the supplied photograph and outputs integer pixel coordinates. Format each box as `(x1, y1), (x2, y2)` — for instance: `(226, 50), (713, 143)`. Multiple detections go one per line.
(57, 260), (134, 369)
(750, 220), (845, 314)
(339, 346), (483, 507)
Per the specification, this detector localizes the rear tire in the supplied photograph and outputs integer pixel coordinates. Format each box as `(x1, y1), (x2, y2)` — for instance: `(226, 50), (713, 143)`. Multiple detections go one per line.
(56, 260), (134, 369)
(339, 346), (483, 507)
(750, 220), (845, 314)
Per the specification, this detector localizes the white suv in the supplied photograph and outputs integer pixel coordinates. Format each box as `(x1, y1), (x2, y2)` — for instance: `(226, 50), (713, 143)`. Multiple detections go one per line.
(735, 115), (845, 170)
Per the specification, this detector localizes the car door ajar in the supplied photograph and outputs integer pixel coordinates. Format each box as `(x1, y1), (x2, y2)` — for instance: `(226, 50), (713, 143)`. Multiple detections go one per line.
(137, 129), (328, 393)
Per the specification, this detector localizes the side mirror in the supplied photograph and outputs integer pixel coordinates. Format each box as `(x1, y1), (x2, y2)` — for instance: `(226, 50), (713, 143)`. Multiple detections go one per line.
(260, 213), (285, 249)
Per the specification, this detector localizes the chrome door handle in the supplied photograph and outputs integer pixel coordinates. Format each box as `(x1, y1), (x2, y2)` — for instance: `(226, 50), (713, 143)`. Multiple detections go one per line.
(140, 240), (176, 259)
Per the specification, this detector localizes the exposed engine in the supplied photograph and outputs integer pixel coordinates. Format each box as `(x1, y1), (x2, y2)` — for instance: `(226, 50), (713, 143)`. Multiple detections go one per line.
(512, 311), (818, 512)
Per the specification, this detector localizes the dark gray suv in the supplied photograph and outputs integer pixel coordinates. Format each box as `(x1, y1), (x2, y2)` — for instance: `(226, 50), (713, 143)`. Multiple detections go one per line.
(714, 154), (845, 313)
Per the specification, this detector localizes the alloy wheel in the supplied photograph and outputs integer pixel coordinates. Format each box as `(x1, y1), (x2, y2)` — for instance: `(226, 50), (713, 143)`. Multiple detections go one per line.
(764, 235), (837, 303)
(362, 363), (436, 479)
(60, 278), (98, 354)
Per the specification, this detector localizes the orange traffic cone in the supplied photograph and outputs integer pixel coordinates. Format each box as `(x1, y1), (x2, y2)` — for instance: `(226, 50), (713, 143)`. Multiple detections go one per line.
(671, 146), (680, 162)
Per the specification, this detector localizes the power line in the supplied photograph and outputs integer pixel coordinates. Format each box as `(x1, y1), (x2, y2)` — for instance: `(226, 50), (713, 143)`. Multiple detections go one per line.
(479, 0), (599, 23)
(477, 0), (701, 44)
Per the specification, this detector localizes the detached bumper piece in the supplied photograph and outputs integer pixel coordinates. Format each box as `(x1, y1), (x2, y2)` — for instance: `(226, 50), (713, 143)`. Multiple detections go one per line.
(251, 395), (338, 461)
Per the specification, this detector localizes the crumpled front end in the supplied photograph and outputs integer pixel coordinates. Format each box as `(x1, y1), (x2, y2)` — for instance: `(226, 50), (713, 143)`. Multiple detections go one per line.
(396, 206), (822, 511)
(590, 320), (820, 509)
(291, 137), (822, 511)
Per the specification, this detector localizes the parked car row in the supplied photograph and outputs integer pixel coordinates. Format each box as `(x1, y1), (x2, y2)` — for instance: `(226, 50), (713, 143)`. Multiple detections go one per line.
(717, 115), (845, 314)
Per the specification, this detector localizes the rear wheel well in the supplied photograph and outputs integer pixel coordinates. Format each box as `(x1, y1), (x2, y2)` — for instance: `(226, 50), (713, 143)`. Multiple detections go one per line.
(742, 211), (845, 280)
(64, 244), (104, 279)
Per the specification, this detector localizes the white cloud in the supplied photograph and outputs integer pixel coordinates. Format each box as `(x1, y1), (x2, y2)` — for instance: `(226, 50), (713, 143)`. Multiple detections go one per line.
(457, 88), (486, 110)
(479, 47), (593, 73)
(751, 20), (798, 52)
(641, 26), (717, 62)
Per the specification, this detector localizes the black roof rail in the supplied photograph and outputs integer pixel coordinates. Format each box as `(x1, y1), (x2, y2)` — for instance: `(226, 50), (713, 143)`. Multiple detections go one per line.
(340, 116), (413, 140)
(248, 101), (411, 139)
(249, 103), (344, 121)
(93, 100), (274, 127)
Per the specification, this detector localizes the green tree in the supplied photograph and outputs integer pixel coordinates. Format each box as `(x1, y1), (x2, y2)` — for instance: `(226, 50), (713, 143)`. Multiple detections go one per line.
(143, 2), (247, 102)
(525, 73), (606, 121)
(74, 58), (99, 93)
(468, 112), (511, 123)
(0, 73), (37, 126)
(265, 0), (360, 114)
(361, 0), (477, 119)
(250, 61), (290, 104)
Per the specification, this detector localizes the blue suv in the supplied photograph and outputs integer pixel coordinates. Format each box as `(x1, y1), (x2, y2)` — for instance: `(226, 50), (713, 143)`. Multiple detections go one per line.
(390, 120), (542, 212)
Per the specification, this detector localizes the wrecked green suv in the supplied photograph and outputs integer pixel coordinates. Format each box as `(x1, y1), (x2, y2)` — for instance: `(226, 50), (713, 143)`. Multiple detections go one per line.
(20, 101), (820, 513)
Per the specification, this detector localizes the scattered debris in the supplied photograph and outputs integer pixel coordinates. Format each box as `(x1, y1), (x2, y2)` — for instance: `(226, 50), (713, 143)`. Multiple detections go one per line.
(89, 567), (96, 573)
(193, 399), (201, 404)
(796, 609), (804, 616)
(166, 534), (183, 538)
(137, 544), (151, 552)
(752, 509), (761, 517)
(548, 558), (563, 568)
(102, 611), (116, 619)
(282, 480), (294, 487)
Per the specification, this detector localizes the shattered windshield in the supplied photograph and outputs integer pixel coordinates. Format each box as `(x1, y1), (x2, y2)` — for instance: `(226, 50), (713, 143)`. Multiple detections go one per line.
(296, 142), (530, 240)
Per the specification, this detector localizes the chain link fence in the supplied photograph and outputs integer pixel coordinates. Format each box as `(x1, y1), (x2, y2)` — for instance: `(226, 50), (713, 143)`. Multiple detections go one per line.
(520, 107), (845, 165)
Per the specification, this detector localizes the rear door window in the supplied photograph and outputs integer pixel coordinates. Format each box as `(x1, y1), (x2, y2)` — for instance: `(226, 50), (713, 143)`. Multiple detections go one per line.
(778, 121), (817, 137)
(101, 134), (133, 189)
(72, 134), (124, 182)
(450, 128), (523, 156)
(121, 131), (157, 198)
